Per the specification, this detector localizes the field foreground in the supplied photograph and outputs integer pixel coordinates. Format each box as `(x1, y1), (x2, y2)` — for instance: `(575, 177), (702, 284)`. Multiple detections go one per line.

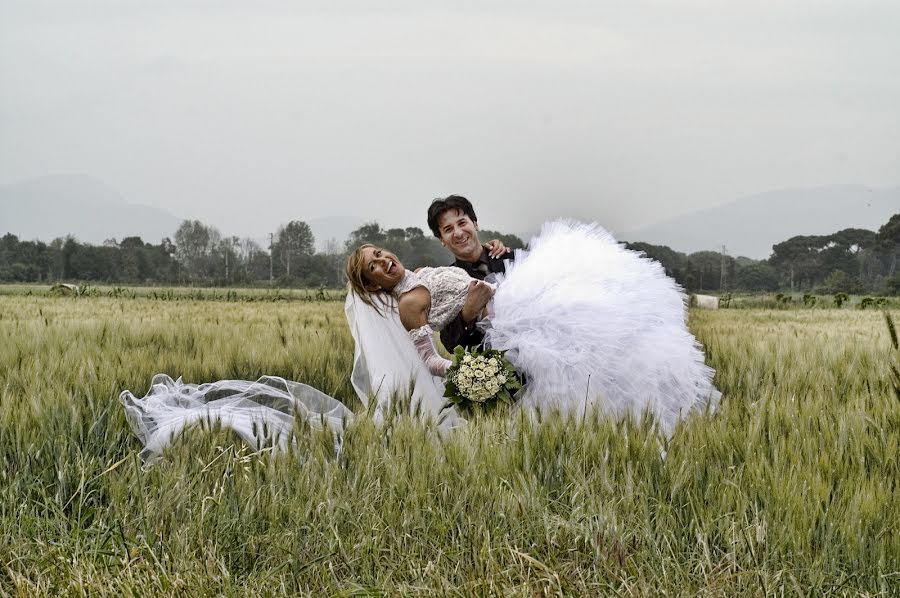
(0, 294), (898, 596)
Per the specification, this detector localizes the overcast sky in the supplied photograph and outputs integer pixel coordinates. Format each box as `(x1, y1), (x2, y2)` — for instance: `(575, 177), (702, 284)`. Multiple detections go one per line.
(2, 0), (898, 237)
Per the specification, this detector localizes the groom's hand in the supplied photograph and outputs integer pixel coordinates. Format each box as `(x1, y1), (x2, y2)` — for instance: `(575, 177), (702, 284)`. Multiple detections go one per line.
(461, 280), (494, 324)
(484, 240), (507, 259)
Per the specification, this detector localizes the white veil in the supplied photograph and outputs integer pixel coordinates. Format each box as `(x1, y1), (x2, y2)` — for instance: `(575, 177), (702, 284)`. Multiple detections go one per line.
(344, 290), (464, 428)
(120, 291), (463, 464)
(119, 375), (352, 464)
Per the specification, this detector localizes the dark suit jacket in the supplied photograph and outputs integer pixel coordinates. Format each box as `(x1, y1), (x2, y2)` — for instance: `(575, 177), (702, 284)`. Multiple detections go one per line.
(439, 248), (515, 351)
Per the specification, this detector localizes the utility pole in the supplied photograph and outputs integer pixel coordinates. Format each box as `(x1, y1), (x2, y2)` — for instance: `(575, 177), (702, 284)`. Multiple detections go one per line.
(269, 233), (274, 285)
(227, 237), (239, 284)
(720, 245), (727, 291)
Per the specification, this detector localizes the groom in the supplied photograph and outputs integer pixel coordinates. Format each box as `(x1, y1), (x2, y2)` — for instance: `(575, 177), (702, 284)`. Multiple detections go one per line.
(426, 195), (515, 351)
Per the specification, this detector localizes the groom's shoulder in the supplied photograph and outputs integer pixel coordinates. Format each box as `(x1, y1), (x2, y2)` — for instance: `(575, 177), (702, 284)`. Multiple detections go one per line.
(490, 248), (516, 264)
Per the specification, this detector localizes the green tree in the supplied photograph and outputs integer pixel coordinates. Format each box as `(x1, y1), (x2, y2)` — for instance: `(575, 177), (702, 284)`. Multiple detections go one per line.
(174, 220), (219, 281)
(231, 237), (268, 283)
(822, 270), (860, 294)
(769, 235), (829, 290)
(684, 251), (735, 292)
(480, 229), (526, 250)
(769, 229), (880, 291)
(625, 242), (687, 283)
(119, 236), (148, 281)
(877, 213), (900, 277)
(0, 234), (54, 282)
(819, 228), (877, 283)
(734, 262), (779, 292)
(274, 221), (315, 279)
(886, 274), (900, 296)
(345, 222), (386, 250)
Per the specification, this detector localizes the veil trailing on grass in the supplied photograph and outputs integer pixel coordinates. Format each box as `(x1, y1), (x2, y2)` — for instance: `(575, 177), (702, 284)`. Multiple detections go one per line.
(119, 375), (352, 464)
(119, 291), (462, 463)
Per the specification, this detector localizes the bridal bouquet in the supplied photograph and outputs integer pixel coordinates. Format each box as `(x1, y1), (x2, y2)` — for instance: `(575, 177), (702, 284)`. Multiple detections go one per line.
(443, 346), (522, 412)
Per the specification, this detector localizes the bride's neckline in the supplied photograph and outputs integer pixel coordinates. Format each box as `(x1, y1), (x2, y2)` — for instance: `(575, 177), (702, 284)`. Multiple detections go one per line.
(391, 269), (421, 298)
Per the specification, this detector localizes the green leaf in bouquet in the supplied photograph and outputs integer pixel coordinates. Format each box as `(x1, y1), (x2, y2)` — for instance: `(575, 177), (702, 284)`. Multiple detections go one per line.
(443, 383), (457, 399)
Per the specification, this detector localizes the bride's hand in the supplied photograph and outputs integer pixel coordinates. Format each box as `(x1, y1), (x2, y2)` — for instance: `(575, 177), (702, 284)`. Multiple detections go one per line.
(483, 239), (507, 259)
(461, 280), (494, 324)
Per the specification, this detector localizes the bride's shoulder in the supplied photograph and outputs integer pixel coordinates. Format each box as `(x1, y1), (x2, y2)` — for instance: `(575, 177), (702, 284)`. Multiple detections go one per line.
(398, 286), (430, 330)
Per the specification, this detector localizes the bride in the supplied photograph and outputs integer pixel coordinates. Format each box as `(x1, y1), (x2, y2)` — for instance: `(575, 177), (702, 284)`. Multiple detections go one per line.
(121, 220), (720, 462)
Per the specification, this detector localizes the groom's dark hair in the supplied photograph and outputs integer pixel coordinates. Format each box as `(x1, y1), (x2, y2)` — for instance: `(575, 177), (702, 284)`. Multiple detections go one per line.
(427, 195), (478, 238)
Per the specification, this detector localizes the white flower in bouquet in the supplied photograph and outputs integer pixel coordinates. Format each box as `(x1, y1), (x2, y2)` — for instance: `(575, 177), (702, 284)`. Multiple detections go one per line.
(444, 346), (523, 412)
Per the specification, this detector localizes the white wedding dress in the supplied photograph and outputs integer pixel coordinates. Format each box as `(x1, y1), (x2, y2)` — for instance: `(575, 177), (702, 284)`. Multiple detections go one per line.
(379, 220), (720, 435)
(485, 220), (720, 432)
(120, 220), (720, 462)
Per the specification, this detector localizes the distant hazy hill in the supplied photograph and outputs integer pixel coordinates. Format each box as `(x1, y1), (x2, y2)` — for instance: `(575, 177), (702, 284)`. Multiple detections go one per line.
(621, 185), (899, 259)
(0, 174), (182, 244)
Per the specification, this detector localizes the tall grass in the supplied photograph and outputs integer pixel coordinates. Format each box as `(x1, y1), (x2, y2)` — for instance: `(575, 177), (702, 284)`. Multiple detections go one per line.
(0, 294), (897, 595)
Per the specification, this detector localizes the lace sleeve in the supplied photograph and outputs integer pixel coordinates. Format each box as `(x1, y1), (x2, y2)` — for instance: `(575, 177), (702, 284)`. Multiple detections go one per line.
(409, 325), (452, 376)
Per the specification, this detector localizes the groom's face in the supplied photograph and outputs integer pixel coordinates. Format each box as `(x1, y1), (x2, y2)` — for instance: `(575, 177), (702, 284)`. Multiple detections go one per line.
(436, 209), (481, 261)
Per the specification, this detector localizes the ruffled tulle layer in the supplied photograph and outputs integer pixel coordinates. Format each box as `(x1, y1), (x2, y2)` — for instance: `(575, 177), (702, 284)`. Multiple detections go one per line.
(484, 220), (720, 434)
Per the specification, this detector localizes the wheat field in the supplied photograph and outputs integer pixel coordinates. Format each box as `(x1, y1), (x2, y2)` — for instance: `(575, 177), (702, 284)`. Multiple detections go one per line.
(0, 290), (898, 596)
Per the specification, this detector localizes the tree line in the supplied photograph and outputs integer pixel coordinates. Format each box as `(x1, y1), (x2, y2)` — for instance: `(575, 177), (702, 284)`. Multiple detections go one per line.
(627, 212), (899, 295)
(0, 218), (523, 289)
(0, 220), (337, 287)
(1, 213), (897, 294)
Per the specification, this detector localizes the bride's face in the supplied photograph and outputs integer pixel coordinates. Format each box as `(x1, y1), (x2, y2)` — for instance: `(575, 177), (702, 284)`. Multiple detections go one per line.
(361, 246), (405, 291)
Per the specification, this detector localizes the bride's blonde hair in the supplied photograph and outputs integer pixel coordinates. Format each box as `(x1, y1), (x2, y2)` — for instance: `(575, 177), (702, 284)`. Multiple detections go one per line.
(345, 244), (393, 314)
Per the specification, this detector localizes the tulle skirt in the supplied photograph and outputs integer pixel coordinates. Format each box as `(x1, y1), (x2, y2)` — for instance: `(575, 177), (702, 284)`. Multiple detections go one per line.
(484, 220), (720, 435)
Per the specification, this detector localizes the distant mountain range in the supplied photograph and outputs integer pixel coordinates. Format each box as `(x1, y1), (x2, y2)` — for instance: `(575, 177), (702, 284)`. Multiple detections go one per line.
(2, 175), (896, 258)
(621, 184), (899, 259)
(0, 174), (182, 244)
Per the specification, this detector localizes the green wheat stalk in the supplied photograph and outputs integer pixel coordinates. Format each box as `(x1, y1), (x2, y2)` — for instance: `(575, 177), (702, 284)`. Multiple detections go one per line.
(885, 311), (900, 401)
